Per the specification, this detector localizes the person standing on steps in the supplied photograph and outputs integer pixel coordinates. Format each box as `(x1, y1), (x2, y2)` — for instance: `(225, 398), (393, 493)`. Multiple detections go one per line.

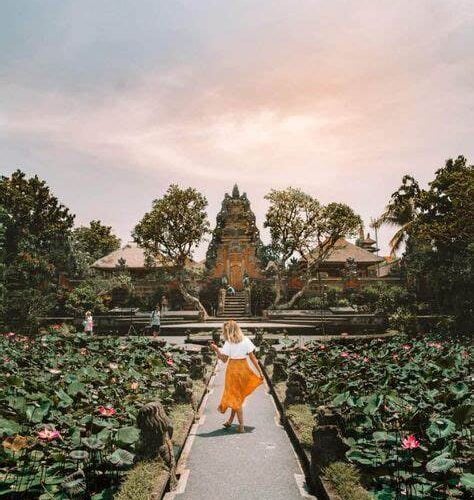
(83, 311), (93, 335)
(149, 304), (161, 337)
(210, 320), (264, 433)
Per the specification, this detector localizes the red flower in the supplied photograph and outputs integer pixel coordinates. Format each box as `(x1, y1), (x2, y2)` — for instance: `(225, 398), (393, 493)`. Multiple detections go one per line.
(363, 357), (369, 363)
(341, 352), (350, 358)
(166, 358), (174, 366)
(402, 434), (420, 449)
(402, 344), (411, 350)
(97, 406), (117, 417)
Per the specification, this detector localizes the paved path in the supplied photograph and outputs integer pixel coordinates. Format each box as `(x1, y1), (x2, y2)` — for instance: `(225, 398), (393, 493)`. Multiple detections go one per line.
(168, 361), (314, 500)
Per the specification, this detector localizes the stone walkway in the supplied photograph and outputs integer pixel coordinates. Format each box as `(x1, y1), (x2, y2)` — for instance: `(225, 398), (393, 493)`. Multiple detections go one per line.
(166, 361), (315, 500)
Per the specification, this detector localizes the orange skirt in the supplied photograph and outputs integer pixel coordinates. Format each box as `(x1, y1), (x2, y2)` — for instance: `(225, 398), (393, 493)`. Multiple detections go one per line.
(218, 358), (263, 413)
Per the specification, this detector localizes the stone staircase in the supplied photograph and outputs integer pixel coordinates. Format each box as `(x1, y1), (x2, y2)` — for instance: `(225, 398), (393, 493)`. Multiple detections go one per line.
(219, 291), (247, 318)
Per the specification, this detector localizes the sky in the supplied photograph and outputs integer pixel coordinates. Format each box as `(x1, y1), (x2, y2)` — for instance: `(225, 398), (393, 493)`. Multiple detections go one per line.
(1, 0), (473, 259)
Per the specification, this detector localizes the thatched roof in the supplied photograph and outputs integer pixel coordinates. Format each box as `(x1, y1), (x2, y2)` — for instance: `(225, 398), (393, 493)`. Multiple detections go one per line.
(311, 238), (384, 265)
(92, 243), (202, 270)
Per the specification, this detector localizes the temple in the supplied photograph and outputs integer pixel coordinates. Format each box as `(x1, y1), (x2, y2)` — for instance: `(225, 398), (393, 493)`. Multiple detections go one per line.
(205, 184), (263, 290)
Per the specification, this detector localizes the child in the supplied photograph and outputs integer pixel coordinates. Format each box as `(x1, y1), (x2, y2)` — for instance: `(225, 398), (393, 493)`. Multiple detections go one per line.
(150, 304), (161, 337)
(84, 311), (93, 334)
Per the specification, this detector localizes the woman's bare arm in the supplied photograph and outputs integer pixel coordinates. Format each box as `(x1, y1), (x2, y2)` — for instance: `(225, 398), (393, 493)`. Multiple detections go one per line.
(248, 352), (264, 378)
(210, 342), (228, 363)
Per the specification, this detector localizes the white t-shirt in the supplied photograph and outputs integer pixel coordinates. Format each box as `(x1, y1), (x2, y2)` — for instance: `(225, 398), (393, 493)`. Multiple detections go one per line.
(221, 337), (256, 359)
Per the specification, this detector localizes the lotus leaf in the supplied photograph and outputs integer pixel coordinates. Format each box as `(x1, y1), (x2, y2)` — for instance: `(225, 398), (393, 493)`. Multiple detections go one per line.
(426, 418), (456, 441)
(108, 448), (134, 467)
(426, 453), (456, 473)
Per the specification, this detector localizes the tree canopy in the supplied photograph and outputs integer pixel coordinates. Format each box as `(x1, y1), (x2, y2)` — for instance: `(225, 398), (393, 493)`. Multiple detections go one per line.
(133, 184), (210, 316)
(264, 187), (361, 308)
(73, 220), (121, 263)
(0, 170), (75, 326)
(382, 156), (474, 333)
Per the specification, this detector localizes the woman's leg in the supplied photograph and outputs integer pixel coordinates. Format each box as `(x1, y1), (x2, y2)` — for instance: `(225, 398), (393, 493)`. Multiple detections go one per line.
(236, 408), (244, 432)
(224, 410), (236, 427)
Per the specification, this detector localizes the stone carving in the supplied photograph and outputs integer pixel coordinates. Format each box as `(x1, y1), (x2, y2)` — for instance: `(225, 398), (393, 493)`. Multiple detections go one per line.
(264, 346), (277, 366)
(136, 401), (176, 486)
(311, 423), (349, 475)
(174, 373), (194, 405)
(212, 330), (220, 345)
(285, 371), (307, 405)
(272, 355), (288, 382)
(218, 287), (226, 316)
(189, 355), (204, 380)
(253, 329), (264, 346)
(205, 184), (263, 291)
(201, 345), (213, 364)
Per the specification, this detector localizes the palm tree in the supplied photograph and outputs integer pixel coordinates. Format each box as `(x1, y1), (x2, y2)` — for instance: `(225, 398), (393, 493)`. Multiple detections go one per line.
(376, 175), (420, 256)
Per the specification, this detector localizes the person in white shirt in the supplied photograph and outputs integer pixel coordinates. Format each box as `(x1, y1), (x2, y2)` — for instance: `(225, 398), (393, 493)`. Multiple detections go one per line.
(83, 311), (93, 334)
(210, 320), (264, 433)
(149, 304), (161, 337)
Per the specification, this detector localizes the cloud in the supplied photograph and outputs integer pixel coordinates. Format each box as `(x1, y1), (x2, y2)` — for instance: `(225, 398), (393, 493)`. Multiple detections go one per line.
(1, 0), (474, 255)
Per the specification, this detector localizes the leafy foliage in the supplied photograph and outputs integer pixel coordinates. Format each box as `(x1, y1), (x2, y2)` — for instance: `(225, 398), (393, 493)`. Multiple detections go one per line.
(133, 184), (210, 316)
(286, 335), (473, 498)
(380, 156), (474, 333)
(0, 170), (75, 328)
(264, 187), (361, 308)
(0, 331), (195, 498)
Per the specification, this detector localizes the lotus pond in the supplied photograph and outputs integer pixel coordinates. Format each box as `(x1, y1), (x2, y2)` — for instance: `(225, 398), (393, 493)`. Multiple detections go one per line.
(0, 330), (195, 499)
(287, 335), (473, 499)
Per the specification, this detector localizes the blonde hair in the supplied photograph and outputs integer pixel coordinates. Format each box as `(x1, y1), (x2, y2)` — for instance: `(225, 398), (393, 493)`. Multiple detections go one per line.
(222, 320), (244, 344)
(85, 311), (92, 316)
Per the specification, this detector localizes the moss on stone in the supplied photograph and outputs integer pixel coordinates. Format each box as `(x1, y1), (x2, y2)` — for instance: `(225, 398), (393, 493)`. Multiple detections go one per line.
(323, 462), (372, 500)
(286, 404), (314, 450)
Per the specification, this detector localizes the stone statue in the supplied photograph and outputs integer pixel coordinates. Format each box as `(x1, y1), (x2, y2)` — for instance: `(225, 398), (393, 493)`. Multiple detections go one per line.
(174, 373), (194, 405)
(218, 287), (226, 316)
(272, 355), (288, 382)
(136, 401), (176, 486)
(285, 371), (307, 405)
(189, 356), (204, 380)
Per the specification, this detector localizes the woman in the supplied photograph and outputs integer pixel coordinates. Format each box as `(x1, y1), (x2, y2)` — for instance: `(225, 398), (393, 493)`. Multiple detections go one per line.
(210, 320), (264, 433)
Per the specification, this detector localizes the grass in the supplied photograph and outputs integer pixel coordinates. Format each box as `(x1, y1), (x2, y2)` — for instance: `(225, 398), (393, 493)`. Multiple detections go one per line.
(286, 404), (314, 450)
(116, 459), (168, 500)
(169, 403), (195, 448)
(323, 462), (372, 500)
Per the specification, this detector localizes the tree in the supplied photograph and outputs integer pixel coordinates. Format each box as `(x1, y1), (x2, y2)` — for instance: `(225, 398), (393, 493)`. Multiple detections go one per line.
(264, 187), (361, 309)
(0, 170), (75, 327)
(73, 220), (121, 263)
(382, 156), (474, 333)
(133, 185), (210, 318)
(377, 175), (421, 256)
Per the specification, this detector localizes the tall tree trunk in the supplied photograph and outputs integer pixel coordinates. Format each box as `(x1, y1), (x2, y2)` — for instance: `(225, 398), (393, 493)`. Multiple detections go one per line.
(177, 280), (209, 321)
(275, 277), (317, 310)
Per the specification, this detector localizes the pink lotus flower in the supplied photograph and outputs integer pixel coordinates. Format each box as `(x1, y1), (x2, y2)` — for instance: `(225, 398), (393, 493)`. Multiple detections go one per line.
(130, 382), (139, 390)
(363, 357), (369, 363)
(37, 428), (61, 441)
(6, 332), (15, 338)
(341, 352), (350, 358)
(48, 368), (61, 374)
(340, 332), (349, 337)
(402, 434), (420, 449)
(166, 358), (174, 366)
(109, 363), (119, 370)
(97, 406), (117, 417)
(319, 345), (326, 350)
(427, 342), (442, 349)
(79, 348), (88, 356)
(402, 344), (411, 350)
(392, 354), (399, 360)
(3, 357), (11, 363)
